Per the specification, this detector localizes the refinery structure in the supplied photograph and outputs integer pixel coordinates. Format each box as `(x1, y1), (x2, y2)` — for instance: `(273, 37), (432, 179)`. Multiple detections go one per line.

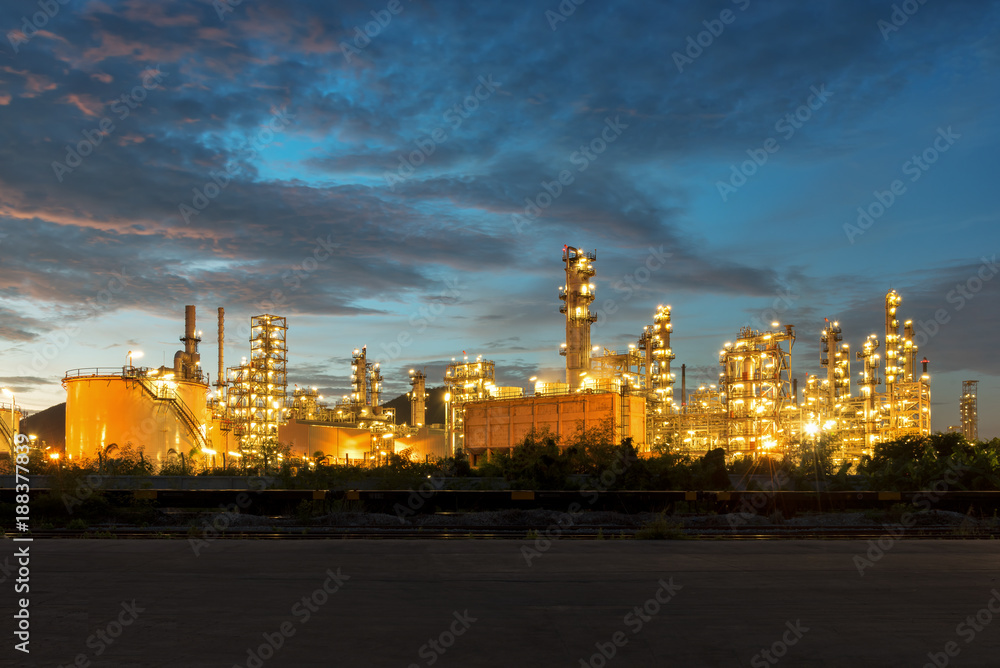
(46, 244), (985, 470)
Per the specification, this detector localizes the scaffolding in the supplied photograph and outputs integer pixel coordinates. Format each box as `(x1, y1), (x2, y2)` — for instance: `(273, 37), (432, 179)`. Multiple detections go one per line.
(961, 380), (979, 442)
(638, 305), (677, 448)
(225, 314), (288, 461)
(444, 356), (495, 455)
(719, 324), (796, 457)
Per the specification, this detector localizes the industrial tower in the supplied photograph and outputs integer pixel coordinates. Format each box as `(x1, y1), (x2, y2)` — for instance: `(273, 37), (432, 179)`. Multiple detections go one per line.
(961, 380), (979, 442)
(409, 369), (427, 427)
(227, 314), (288, 456)
(559, 246), (597, 391)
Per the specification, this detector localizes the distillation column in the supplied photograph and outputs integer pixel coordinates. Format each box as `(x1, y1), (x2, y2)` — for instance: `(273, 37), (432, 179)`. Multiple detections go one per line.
(857, 334), (881, 451)
(351, 347), (368, 407)
(216, 307), (226, 395)
(961, 380), (979, 442)
(559, 246), (597, 391)
(639, 305), (676, 445)
(884, 290), (903, 438)
(409, 370), (427, 427)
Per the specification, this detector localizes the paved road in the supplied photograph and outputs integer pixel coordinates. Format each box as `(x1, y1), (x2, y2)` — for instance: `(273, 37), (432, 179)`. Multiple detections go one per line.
(7, 539), (1000, 667)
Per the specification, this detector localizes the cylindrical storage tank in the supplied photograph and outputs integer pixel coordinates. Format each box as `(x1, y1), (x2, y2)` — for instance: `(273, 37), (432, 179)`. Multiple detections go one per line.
(64, 371), (209, 465)
(1, 403), (22, 446)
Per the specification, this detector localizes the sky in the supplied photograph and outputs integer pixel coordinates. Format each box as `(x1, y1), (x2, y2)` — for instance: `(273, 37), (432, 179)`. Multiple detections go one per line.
(0, 0), (997, 437)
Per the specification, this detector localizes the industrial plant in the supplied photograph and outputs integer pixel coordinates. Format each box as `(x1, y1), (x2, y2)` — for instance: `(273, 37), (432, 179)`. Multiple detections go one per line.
(35, 245), (981, 470)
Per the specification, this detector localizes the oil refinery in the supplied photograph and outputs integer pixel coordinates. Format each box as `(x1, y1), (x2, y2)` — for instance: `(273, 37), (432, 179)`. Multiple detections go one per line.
(46, 244), (983, 470)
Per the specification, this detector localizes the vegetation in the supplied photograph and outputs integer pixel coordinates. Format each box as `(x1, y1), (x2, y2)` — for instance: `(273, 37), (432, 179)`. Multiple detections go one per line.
(2, 430), (997, 494)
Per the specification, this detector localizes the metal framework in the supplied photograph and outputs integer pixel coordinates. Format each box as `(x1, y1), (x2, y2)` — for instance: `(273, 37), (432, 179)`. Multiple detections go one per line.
(444, 356), (495, 455)
(226, 314), (287, 457)
(638, 305), (676, 448)
(719, 325), (796, 457)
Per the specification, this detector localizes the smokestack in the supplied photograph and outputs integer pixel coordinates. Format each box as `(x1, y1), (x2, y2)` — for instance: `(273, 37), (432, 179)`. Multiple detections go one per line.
(792, 377), (798, 405)
(922, 357), (929, 374)
(681, 363), (686, 413)
(217, 307), (225, 390)
(185, 305), (197, 354)
(174, 305), (202, 380)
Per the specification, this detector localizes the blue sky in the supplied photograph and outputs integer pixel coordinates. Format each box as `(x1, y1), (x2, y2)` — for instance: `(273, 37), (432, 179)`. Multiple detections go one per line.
(0, 0), (997, 437)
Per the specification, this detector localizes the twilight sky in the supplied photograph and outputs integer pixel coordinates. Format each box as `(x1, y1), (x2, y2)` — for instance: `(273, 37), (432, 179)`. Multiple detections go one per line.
(0, 0), (997, 437)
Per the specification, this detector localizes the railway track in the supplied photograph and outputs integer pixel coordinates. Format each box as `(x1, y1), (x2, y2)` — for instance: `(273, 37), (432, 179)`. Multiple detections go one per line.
(11, 525), (1000, 540)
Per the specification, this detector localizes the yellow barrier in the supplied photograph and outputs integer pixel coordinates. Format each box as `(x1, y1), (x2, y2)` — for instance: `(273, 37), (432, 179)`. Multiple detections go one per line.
(511, 491), (535, 501)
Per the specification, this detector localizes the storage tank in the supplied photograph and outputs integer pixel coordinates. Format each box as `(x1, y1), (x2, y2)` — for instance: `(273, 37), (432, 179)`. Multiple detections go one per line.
(63, 369), (210, 464)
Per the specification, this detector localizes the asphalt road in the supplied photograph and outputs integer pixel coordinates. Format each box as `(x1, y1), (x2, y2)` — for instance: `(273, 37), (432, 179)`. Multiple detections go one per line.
(7, 539), (1000, 667)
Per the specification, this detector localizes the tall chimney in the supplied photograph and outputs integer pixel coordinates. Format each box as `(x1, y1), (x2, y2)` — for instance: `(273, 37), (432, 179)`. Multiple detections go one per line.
(681, 363), (686, 413)
(216, 307), (225, 390)
(792, 377), (798, 406)
(184, 305), (197, 354)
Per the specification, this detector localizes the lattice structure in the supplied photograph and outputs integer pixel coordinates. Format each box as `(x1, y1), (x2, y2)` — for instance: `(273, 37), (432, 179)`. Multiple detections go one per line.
(639, 305), (677, 448)
(227, 314), (287, 457)
(720, 325), (796, 457)
(444, 356), (495, 454)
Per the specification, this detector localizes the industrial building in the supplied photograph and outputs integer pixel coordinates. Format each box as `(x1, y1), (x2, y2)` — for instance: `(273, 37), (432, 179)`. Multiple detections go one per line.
(55, 244), (957, 470)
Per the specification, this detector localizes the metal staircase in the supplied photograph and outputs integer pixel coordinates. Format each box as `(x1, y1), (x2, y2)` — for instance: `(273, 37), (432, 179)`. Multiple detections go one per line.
(130, 376), (210, 451)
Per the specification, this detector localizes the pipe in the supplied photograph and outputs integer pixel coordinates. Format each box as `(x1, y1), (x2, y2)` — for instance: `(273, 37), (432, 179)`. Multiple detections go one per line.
(681, 364), (686, 412)
(792, 377), (798, 406)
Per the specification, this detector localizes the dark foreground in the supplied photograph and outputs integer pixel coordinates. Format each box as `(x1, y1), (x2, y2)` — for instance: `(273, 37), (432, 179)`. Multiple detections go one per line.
(8, 539), (1000, 667)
